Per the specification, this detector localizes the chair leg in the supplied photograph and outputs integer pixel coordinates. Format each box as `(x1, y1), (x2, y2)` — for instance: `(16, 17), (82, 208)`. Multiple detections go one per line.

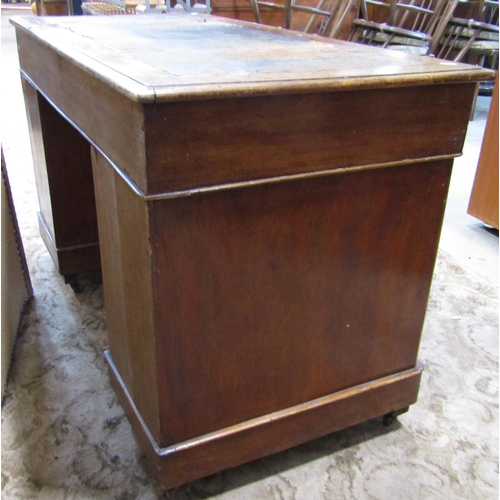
(284, 0), (292, 29)
(470, 81), (480, 121)
(250, 0), (261, 23)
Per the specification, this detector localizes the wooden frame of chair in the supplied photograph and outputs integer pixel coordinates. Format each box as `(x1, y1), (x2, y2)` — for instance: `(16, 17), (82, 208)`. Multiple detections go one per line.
(249, 0), (335, 30)
(306, 0), (360, 37)
(429, 0), (498, 119)
(349, 0), (458, 53)
(430, 0), (498, 62)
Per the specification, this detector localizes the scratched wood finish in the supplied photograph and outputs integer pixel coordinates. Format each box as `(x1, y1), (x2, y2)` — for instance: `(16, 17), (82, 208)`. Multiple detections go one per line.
(11, 14), (494, 491)
(22, 78), (100, 276)
(12, 16), (492, 102)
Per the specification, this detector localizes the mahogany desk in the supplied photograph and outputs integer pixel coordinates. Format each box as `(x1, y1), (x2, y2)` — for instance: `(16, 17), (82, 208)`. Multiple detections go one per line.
(12, 15), (493, 489)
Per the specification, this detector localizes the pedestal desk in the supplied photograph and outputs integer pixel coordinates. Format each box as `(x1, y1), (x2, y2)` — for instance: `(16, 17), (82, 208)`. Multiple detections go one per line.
(11, 15), (493, 489)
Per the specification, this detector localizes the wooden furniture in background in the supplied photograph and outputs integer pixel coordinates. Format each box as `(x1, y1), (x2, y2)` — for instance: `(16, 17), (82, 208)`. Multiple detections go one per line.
(212, 0), (271, 22)
(82, 1), (136, 14)
(431, 0), (499, 62)
(36, 0), (68, 15)
(468, 72), (499, 228)
(249, 0), (358, 36)
(245, 0), (359, 35)
(250, 0), (331, 30)
(11, 14), (493, 491)
(349, 0), (459, 54)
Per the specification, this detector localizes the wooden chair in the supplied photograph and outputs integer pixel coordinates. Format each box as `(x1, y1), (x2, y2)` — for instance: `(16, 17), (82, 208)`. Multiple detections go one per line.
(348, 0), (459, 55)
(430, 0), (498, 63)
(310, 0), (361, 37)
(429, 0), (498, 117)
(249, 0), (342, 32)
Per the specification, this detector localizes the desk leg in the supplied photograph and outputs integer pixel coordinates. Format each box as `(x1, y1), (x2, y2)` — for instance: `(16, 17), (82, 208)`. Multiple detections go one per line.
(22, 77), (100, 277)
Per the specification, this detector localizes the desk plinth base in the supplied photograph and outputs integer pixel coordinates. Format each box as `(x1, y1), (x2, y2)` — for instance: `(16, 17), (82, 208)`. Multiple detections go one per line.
(105, 350), (422, 490)
(37, 212), (101, 277)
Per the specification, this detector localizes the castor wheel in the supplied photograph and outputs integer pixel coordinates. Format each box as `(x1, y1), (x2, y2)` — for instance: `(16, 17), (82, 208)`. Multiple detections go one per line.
(382, 412), (397, 426)
(161, 484), (189, 499)
(63, 274), (83, 294)
(382, 407), (409, 426)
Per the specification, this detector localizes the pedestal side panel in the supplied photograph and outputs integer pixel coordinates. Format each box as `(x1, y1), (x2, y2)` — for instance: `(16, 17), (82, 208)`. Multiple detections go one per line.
(22, 79), (100, 275)
(152, 160), (452, 444)
(22, 79), (55, 243)
(91, 148), (160, 441)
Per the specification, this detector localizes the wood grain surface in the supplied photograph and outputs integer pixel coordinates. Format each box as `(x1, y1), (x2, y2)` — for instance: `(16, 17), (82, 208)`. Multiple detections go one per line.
(151, 160), (452, 445)
(143, 83), (474, 194)
(11, 15), (493, 103)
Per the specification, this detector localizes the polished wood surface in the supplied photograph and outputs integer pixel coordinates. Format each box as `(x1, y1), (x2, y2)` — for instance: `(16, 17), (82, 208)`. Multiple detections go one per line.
(151, 159), (452, 444)
(11, 14), (494, 490)
(468, 73), (499, 229)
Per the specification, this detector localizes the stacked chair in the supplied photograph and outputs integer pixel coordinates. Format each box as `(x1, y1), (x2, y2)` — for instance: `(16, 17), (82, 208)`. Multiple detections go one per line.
(249, 0), (359, 36)
(249, 0), (497, 61)
(249, 0), (458, 42)
(430, 0), (498, 64)
(347, 0), (460, 54)
(248, 0), (497, 117)
(430, 0), (498, 114)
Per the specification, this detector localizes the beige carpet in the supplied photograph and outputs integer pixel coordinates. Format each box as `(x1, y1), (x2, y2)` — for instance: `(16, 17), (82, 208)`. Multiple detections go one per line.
(1, 140), (498, 499)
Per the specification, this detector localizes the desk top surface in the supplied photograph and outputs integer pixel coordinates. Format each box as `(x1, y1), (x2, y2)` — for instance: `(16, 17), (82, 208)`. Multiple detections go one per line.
(12, 14), (493, 102)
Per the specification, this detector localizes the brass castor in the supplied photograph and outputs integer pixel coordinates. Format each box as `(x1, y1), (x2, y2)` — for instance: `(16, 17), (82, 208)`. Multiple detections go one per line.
(382, 407), (409, 426)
